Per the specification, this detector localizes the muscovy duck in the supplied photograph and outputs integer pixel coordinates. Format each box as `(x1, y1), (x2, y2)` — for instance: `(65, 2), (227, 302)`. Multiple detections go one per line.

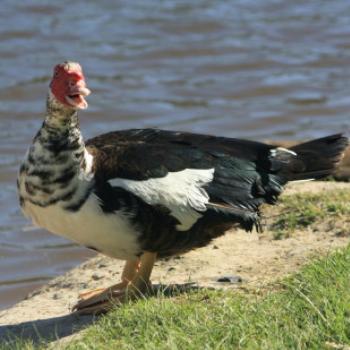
(17, 62), (349, 314)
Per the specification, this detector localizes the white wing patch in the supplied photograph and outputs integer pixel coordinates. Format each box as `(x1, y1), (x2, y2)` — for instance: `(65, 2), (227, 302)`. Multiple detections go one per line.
(109, 168), (215, 231)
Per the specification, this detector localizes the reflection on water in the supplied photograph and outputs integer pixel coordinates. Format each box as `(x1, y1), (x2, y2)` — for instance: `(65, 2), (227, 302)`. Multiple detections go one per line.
(0, 0), (349, 310)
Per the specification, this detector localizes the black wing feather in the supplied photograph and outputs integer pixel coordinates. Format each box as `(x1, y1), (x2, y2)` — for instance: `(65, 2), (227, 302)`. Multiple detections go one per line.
(86, 129), (348, 231)
(87, 129), (280, 214)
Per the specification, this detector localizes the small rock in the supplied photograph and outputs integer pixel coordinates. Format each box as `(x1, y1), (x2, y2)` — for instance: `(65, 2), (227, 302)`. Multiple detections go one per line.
(217, 275), (243, 283)
(213, 245), (219, 249)
(168, 267), (176, 272)
(92, 274), (102, 281)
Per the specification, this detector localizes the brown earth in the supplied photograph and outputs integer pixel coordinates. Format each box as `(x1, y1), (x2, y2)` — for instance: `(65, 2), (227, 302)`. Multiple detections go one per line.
(0, 181), (349, 346)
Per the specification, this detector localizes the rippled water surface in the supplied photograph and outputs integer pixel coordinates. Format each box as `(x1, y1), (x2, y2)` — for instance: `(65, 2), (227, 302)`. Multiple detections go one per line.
(0, 0), (350, 310)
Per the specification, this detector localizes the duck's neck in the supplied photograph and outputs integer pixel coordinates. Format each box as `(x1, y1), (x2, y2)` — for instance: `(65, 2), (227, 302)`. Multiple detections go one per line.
(39, 113), (84, 158)
(18, 95), (94, 210)
(38, 94), (86, 163)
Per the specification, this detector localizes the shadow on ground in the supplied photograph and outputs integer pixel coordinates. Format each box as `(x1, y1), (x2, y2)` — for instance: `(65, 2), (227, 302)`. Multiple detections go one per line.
(0, 312), (96, 346)
(0, 283), (204, 346)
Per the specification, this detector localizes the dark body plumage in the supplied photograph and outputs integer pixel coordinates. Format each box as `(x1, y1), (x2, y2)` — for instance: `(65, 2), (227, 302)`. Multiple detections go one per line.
(86, 128), (348, 258)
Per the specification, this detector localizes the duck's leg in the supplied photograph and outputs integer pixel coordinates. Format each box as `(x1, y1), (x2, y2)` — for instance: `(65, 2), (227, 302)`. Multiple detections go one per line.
(128, 251), (156, 294)
(73, 252), (157, 314)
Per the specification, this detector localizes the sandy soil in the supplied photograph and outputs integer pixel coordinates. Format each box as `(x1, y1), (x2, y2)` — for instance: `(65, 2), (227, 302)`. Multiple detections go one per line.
(0, 181), (349, 345)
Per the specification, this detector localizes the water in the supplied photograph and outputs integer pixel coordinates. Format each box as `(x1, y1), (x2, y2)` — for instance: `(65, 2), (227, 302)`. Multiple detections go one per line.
(0, 0), (349, 310)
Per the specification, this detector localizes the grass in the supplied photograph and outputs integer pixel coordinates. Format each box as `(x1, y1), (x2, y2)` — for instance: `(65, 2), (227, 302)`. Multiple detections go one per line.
(65, 246), (350, 349)
(3, 245), (349, 350)
(1, 189), (350, 349)
(269, 190), (350, 240)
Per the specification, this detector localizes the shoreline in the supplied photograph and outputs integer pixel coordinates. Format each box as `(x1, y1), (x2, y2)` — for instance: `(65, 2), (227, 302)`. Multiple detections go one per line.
(0, 181), (349, 345)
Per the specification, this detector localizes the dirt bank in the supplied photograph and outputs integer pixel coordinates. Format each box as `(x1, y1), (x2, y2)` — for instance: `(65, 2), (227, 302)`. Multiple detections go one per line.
(0, 181), (349, 345)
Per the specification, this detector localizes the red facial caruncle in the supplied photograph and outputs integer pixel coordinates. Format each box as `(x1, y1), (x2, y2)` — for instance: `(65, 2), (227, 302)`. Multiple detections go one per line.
(50, 61), (91, 109)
